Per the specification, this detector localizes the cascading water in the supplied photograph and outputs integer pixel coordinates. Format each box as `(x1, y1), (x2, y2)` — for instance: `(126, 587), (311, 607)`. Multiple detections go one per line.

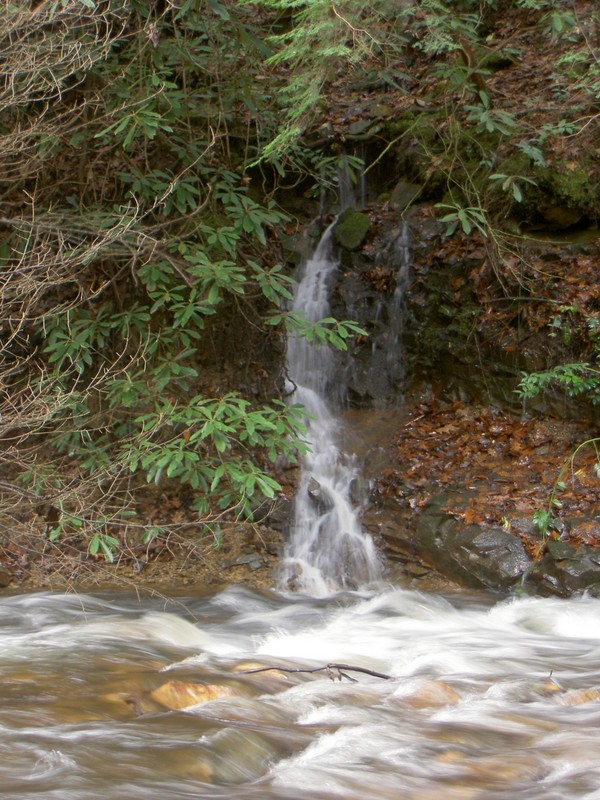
(280, 222), (382, 595)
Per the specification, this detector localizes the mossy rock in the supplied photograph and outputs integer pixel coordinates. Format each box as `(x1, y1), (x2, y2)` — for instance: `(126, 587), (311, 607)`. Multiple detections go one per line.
(389, 180), (422, 212)
(333, 208), (371, 251)
(535, 163), (600, 223)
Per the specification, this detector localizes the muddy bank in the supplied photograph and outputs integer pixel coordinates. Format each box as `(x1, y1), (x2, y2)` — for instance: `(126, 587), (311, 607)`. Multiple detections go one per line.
(0, 521), (285, 596)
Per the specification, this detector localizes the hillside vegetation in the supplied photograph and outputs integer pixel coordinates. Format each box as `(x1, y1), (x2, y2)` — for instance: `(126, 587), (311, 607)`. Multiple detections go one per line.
(0, 0), (597, 582)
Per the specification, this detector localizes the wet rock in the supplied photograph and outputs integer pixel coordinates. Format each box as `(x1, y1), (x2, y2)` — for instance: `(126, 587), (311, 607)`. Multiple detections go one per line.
(437, 750), (540, 785)
(405, 495), (600, 597)
(150, 680), (239, 710)
(523, 541), (600, 597)
(462, 752), (545, 783)
(162, 751), (214, 782)
(349, 475), (370, 506)
(102, 692), (162, 718)
(414, 495), (532, 591)
(398, 679), (461, 709)
(307, 477), (333, 515)
(262, 494), (293, 533)
(333, 208), (370, 251)
(231, 661), (290, 688)
(412, 786), (481, 800)
(389, 180), (422, 212)
(208, 728), (281, 784)
(557, 688), (600, 706)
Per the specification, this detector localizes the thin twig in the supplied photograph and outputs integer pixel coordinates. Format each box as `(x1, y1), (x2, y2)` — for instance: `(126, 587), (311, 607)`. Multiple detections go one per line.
(238, 663), (394, 682)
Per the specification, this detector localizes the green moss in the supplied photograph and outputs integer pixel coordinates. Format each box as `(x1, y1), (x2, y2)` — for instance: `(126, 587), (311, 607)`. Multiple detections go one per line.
(333, 208), (371, 251)
(495, 153), (531, 177)
(411, 263), (481, 363)
(383, 110), (441, 146)
(537, 164), (598, 209)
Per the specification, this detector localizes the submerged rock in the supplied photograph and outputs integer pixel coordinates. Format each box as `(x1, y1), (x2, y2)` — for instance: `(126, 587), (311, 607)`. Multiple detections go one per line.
(150, 680), (239, 710)
(207, 728), (282, 784)
(557, 688), (600, 706)
(397, 679), (461, 709)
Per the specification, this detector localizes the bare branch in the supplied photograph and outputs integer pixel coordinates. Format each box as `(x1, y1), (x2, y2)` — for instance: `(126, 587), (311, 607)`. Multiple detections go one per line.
(237, 663), (394, 682)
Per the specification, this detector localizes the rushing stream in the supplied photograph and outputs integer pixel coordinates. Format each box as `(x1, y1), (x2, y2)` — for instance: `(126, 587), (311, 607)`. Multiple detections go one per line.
(2, 586), (600, 799)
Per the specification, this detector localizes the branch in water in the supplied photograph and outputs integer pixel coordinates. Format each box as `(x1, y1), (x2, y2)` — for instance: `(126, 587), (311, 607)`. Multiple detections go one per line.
(238, 663), (394, 683)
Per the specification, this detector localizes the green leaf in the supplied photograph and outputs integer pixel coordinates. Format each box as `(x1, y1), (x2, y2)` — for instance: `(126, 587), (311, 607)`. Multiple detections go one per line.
(207, 0), (230, 19)
(457, 209), (472, 234)
(511, 182), (523, 202)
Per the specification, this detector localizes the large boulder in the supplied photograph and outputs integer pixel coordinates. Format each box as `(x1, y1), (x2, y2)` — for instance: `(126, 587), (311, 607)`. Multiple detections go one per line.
(522, 541), (600, 597)
(379, 491), (600, 596)
(409, 495), (532, 591)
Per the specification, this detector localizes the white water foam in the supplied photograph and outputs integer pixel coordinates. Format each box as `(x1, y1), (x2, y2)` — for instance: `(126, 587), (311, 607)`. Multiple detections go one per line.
(2, 588), (600, 798)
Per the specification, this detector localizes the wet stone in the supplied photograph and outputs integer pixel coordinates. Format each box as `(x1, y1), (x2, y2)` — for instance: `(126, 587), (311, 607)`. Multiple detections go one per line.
(414, 496), (532, 591)
(150, 680), (240, 710)
(307, 477), (333, 515)
(523, 544), (600, 597)
(332, 208), (371, 251)
(397, 679), (462, 709)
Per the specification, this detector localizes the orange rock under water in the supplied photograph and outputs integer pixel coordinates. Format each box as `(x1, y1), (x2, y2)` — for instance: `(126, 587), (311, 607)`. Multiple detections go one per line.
(150, 679), (237, 710)
(401, 679), (462, 709)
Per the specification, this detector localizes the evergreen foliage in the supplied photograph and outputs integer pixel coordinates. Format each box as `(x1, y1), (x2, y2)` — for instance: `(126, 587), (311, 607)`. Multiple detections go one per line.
(251, 0), (597, 237)
(1, 0), (597, 563)
(0, 0), (364, 557)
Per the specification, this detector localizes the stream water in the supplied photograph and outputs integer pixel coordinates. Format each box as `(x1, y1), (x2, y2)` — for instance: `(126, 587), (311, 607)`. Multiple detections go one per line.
(2, 586), (600, 799)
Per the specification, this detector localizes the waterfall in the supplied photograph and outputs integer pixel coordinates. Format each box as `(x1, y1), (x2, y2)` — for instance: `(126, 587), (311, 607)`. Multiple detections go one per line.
(385, 222), (411, 381)
(280, 222), (382, 596)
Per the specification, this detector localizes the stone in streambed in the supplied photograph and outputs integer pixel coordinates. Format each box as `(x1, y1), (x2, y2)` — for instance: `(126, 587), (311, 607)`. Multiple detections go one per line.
(102, 692), (163, 717)
(396, 679), (461, 708)
(208, 728), (282, 784)
(556, 688), (600, 706)
(455, 752), (545, 784)
(150, 679), (239, 710)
